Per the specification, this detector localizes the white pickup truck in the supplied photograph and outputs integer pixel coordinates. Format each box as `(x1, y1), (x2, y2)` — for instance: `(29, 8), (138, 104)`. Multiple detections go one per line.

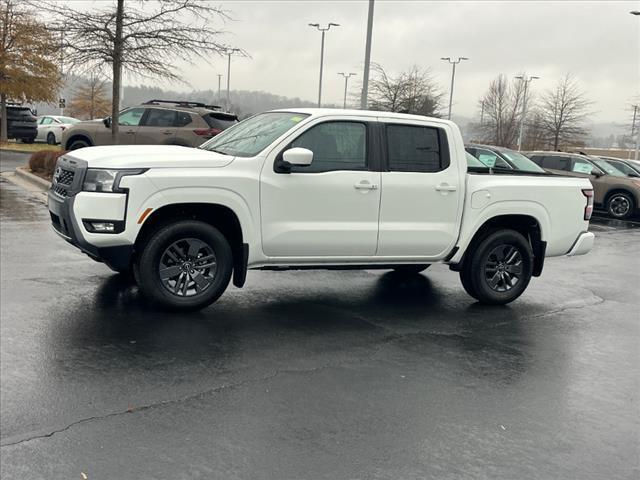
(47, 109), (595, 310)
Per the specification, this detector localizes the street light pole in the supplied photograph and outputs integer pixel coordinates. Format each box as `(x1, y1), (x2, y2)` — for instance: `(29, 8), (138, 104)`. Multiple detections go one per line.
(441, 57), (468, 120)
(360, 0), (375, 110)
(631, 104), (639, 161)
(309, 22), (339, 107)
(224, 48), (241, 112)
(338, 73), (357, 108)
(515, 74), (539, 151)
(217, 74), (222, 106)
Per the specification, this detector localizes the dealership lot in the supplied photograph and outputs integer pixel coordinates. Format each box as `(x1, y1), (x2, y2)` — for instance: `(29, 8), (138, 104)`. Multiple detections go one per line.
(0, 178), (638, 479)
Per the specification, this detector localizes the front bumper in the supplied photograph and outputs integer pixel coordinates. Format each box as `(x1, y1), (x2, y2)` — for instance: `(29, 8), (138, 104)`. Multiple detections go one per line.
(566, 231), (595, 256)
(47, 156), (134, 272)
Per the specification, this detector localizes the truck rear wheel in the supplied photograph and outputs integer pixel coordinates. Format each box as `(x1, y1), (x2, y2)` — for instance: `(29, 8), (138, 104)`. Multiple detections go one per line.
(460, 229), (533, 305)
(137, 220), (233, 310)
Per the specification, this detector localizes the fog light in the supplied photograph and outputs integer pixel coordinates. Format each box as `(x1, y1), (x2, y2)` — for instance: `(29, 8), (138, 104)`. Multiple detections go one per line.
(90, 221), (115, 232)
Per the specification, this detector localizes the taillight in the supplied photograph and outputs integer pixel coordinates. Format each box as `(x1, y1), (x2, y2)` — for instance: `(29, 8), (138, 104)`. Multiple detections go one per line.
(193, 128), (222, 137)
(582, 188), (594, 220)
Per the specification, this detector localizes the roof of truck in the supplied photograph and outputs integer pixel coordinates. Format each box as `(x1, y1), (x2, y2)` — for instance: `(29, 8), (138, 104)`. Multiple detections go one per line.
(269, 108), (454, 124)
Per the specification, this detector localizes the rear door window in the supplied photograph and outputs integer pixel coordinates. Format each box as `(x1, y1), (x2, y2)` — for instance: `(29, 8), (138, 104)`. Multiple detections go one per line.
(386, 124), (449, 172)
(143, 109), (177, 127)
(542, 156), (571, 171)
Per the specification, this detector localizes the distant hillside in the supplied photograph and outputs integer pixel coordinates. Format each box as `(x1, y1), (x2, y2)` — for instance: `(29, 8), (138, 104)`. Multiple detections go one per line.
(31, 77), (319, 120)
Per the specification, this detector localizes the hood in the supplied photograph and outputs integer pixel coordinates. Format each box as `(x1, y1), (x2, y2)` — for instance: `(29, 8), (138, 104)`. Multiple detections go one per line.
(64, 145), (234, 169)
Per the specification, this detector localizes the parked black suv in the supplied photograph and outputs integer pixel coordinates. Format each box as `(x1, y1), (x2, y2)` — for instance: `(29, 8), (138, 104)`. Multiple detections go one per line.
(0, 104), (38, 143)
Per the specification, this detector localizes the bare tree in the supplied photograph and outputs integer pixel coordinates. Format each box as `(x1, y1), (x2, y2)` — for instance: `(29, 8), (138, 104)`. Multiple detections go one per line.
(475, 74), (526, 147)
(538, 73), (592, 150)
(39, 0), (236, 143)
(368, 64), (443, 116)
(69, 75), (111, 120)
(0, 0), (60, 142)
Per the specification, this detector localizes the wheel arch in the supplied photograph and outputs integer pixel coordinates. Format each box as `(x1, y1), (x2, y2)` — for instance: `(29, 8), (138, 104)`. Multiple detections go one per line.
(133, 201), (250, 287)
(65, 133), (93, 150)
(450, 212), (546, 277)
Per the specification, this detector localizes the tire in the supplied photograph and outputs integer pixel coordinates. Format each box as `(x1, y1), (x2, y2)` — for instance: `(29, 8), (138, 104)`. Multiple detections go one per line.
(460, 229), (533, 305)
(136, 220), (233, 310)
(607, 192), (635, 220)
(22, 137), (35, 144)
(47, 132), (57, 145)
(393, 264), (430, 274)
(68, 138), (91, 150)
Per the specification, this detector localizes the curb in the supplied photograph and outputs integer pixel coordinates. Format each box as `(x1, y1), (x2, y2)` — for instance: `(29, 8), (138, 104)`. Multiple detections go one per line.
(15, 166), (51, 190)
(1, 148), (34, 154)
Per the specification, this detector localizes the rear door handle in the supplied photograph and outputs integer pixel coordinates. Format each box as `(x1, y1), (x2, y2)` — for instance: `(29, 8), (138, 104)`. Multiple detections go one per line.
(435, 183), (457, 192)
(162, 130), (173, 135)
(354, 181), (378, 191)
(125, 130), (136, 135)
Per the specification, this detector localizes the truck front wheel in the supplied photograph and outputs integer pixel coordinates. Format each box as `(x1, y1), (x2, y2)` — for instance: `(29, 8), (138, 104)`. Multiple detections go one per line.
(137, 220), (233, 310)
(460, 229), (533, 305)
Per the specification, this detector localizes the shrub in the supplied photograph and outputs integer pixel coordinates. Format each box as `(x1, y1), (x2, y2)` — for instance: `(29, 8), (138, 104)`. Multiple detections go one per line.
(28, 150), (68, 179)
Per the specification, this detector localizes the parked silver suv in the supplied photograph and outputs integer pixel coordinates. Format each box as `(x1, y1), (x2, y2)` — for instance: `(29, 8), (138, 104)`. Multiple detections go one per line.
(61, 100), (238, 150)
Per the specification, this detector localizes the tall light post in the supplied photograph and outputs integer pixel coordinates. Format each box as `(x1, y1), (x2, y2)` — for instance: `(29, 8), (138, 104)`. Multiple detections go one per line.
(441, 56), (468, 120)
(515, 74), (540, 151)
(631, 104), (639, 161)
(631, 11), (639, 159)
(338, 72), (357, 108)
(224, 48), (241, 112)
(217, 74), (223, 107)
(360, 0), (375, 110)
(309, 22), (339, 107)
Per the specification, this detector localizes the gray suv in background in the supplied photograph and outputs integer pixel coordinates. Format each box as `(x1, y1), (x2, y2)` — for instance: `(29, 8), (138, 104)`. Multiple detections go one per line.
(61, 100), (238, 150)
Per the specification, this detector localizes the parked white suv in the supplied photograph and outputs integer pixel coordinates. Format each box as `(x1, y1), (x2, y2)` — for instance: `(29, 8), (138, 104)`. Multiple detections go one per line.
(48, 109), (595, 310)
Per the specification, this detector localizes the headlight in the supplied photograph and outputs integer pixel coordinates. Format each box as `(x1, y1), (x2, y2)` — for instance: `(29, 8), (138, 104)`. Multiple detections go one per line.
(82, 169), (146, 192)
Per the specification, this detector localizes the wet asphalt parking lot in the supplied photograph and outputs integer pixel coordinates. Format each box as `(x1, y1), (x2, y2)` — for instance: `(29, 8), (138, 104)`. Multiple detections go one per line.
(0, 166), (639, 479)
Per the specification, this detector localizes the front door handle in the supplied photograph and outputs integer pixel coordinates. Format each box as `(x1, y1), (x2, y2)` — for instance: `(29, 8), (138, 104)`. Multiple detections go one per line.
(125, 130), (136, 135)
(435, 183), (457, 192)
(354, 181), (379, 191)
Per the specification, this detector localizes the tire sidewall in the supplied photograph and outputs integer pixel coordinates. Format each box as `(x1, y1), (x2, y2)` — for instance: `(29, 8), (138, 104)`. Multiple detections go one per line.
(469, 230), (533, 305)
(607, 192), (634, 219)
(138, 221), (233, 310)
(69, 139), (90, 150)
(47, 132), (56, 145)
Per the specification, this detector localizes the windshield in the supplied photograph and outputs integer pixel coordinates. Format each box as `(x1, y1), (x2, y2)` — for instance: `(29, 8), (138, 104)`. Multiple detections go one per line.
(465, 152), (486, 167)
(501, 150), (546, 173)
(592, 158), (626, 177)
(200, 112), (310, 157)
(57, 117), (80, 124)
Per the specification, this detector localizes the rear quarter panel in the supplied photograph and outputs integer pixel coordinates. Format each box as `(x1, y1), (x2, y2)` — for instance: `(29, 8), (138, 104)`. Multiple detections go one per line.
(450, 173), (592, 262)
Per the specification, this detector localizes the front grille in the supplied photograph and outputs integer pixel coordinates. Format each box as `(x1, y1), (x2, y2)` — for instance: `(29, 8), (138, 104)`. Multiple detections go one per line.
(57, 168), (75, 185)
(54, 184), (68, 197)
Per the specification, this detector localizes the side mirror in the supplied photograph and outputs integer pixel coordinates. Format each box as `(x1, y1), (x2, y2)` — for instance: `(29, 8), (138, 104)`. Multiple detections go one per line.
(283, 147), (313, 167)
(103, 117), (111, 128)
(591, 168), (604, 178)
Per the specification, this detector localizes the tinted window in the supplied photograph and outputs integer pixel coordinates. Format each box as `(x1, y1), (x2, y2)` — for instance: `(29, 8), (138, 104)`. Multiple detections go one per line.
(118, 108), (145, 126)
(204, 113), (238, 130)
(290, 121), (367, 173)
(465, 151), (485, 168)
(605, 159), (639, 176)
(591, 158), (626, 177)
(176, 112), (192, 127)
(143, 109), (176, 127)
(41, 117), (53, 125)
(542, 156), (571, 171)
(386, 124), (447, 172)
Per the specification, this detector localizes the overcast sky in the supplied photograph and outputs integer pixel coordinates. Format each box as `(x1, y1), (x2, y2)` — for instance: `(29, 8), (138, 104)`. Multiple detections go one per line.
(91, 1), (640, 123)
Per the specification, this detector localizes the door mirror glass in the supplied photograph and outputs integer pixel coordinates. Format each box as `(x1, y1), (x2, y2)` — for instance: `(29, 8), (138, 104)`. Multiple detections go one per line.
(283, 147), (314, 167)
(103, 117), (112, 128)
